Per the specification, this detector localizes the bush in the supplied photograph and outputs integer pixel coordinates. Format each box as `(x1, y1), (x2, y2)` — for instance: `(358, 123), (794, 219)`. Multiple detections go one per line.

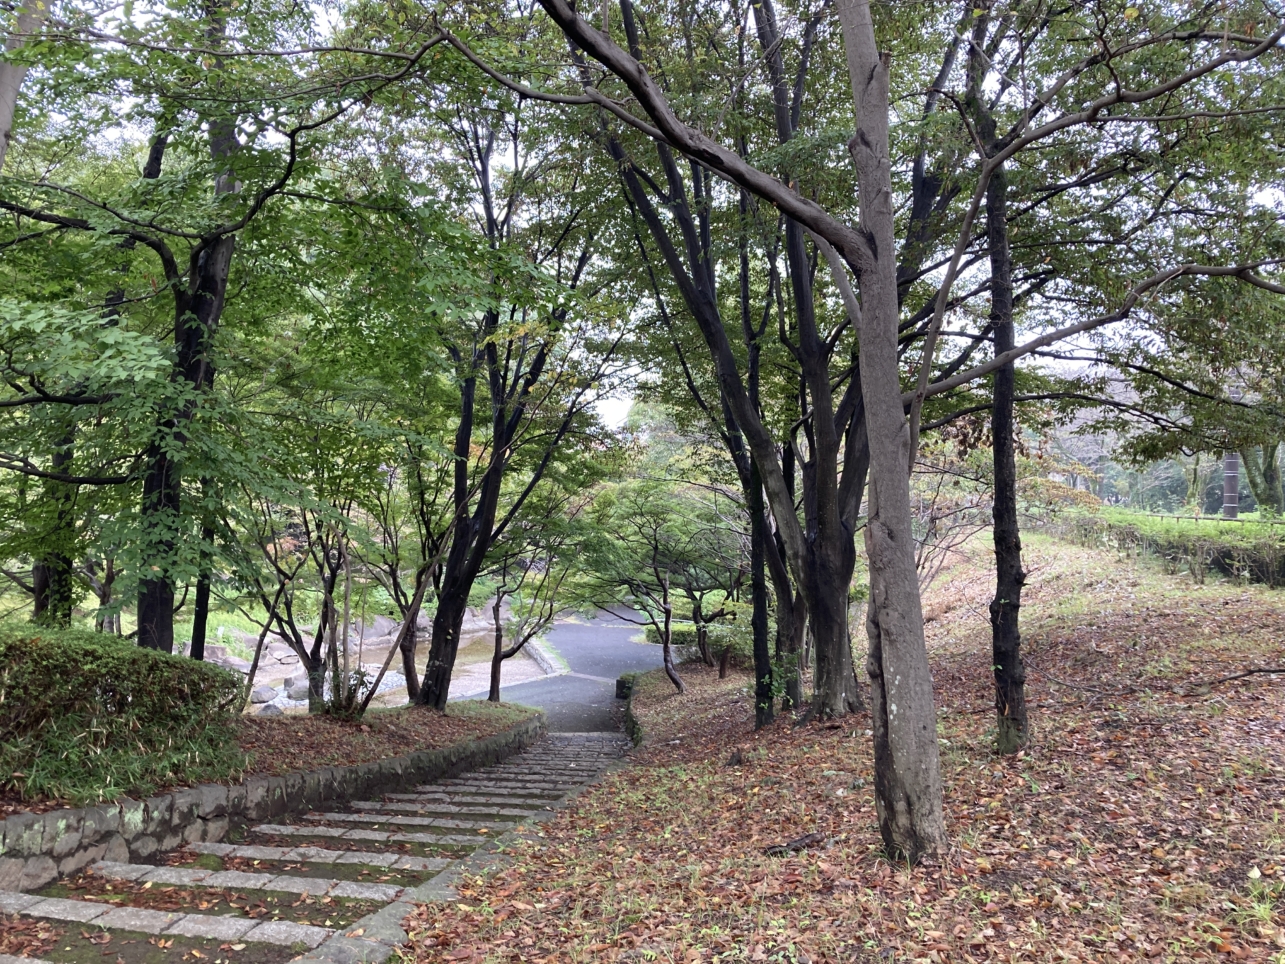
(643, 612), (761, 668)
(0, 623), (247, 805)
(1061, 509), (1285, 587)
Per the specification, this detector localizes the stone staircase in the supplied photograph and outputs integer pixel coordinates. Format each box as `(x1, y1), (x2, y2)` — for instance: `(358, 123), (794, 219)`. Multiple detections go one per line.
(0, 733), (630, 964)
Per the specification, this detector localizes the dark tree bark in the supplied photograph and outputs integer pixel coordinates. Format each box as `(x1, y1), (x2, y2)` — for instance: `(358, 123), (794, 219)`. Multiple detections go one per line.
(190, 520), (215, 661)
(749, 457), (774, 728)
(138, 107), (235, 652)
(967, 10), (1028, 754)
(985, 162), (1028, 754)
(32, 435), (76, 627)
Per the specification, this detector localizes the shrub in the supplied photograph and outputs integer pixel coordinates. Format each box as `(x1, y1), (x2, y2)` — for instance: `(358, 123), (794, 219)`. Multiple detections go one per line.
(643, 612), (761, 668)
(0, 623), (247, 805)
(1062, 509), (1285, 587)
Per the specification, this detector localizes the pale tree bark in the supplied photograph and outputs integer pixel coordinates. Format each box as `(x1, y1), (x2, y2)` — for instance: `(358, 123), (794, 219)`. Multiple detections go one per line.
(834, 0), (947, 861)
(0, 1), (47, 171)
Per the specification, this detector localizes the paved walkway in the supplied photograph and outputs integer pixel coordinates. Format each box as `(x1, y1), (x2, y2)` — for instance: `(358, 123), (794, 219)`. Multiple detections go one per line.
(486, 610), (665, 730)
(2, 733), (630, 963)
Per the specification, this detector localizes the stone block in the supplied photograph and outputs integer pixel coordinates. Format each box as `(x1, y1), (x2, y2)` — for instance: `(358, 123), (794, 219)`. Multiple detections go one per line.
(300, 934), (396, 963)
(170, 787), (201, 829)
(330, 880), (402, 901)
(19, 855), (57, 890)
(95, 905), (182, 932)
(244, 918), (332, 948)
(118, 798), (145, 841)
(165, 913), (257, 941)
(3, 814), (41, 857)
(81, 804), (121, 845)
(23, 895), (107, 921)
(58, 841), (106, 877)
(0, 890), (40, 913)
(203, 869), (273, 889)
(0, 859), (22, 890)
(103, 834), (129, 863)
(158, 831), (183, 852)
(93, 861), (151, 881)
(42, 810), (82, 857)
(225, 782), (247, 817)
(302, 771), (324, 810)
(335, 851), (398, 867)
(202, 816), (229, 843)
(283, 772), (305, 813)
(182, 821), (204, 844)
(263, 874), (334, 894)
(141, 866), (212, 885)
(267, 777), (287, 818)
(128, 834), (158, 859)
(244, 777), (271, 820)
(197, 783), (228, 818)
(51, 830), (82, 859)
(232, 845), (290, 860)
(143, 796), (171, 836)
(187, 841), (237, 857)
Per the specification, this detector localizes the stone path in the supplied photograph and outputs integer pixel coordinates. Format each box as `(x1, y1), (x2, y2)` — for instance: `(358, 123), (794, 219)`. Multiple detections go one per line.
(2, 733), (629, 963)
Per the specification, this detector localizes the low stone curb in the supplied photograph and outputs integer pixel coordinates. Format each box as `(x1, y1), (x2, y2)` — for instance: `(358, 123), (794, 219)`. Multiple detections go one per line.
(0, 712), (546, 893)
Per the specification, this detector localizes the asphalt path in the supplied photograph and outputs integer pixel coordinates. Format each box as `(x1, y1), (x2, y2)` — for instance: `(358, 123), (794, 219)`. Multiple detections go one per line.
(484, 610), (665, 732)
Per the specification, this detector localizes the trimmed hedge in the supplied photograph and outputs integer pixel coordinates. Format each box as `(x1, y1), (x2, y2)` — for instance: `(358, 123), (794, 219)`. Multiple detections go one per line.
(643, 616), (758, 667)
(0, 623), (247, 805)
(1061, 510), (1285, 587)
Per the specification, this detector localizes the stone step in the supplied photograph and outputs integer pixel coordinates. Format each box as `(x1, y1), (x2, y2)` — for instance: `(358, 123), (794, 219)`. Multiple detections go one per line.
(351, 800), (534, 817)
(91, 861), (405, 902)
(187, 841), (447, 871)
(1, 889), (332, 948)
(252, 824), (482, 846)
(435, 778), (582, 791)
(410, 784), (564, 799)
(302, 812), (512, 831)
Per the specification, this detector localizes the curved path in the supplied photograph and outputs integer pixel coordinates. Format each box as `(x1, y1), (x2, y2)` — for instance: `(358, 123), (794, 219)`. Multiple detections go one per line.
(481, 610), (665, 731)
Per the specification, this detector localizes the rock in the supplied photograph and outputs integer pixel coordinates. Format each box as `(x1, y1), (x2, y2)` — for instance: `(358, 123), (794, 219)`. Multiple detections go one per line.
(250, 685), (278, 704)
(257, 703), (283, 717)
(286, 681), (311, 701)
(204, 643), (229, 661)
(213, 655), (250, 673)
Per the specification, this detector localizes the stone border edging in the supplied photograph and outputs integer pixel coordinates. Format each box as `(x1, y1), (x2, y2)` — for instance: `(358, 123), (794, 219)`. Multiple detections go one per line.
(0, 712), (546, 894)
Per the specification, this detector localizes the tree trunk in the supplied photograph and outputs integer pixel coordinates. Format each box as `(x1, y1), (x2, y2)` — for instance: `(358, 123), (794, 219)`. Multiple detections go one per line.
(190, 520), (215, 660)
(0, 1), (47, 170)
(837, 0), (946, 861)
(400, 626), (421, 702)
(1242, 444), (1283, 515)
(489, 593), (504, 702)
(420, 587), (469, 710)
(693, 599), (714, 667)
(660, 580), (684, 694)
(750, 459), (774, 728)
(985, 160), (1029, 755)
(32, 429), (76, 627)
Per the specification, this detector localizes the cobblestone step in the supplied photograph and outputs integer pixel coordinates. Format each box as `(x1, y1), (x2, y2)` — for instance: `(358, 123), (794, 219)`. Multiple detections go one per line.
(6, 732), (630, 964)
(1, 889), (333, 947)
(187, 842), (448, 871)
(89, 861), (406, 902)
(301, 811), (515, 830)
(350, 800), (535, 817)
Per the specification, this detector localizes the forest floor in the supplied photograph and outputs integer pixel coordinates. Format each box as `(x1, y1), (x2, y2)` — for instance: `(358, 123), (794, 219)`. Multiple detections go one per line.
(397, 533), (1285, 964)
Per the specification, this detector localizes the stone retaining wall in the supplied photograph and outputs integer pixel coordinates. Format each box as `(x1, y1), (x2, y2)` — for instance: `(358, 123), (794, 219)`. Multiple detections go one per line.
(0, 712), (545, 893)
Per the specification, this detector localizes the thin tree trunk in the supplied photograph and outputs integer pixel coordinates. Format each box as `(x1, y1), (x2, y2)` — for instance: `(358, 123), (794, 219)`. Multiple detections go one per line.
(660, 574), (684, 693)
(32, 434), (76, 627)
(986, 160), (1029, 754)
(750, 458), (774, 728)
(190, 518), (215, 660)
(489, 591), (504, 702)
